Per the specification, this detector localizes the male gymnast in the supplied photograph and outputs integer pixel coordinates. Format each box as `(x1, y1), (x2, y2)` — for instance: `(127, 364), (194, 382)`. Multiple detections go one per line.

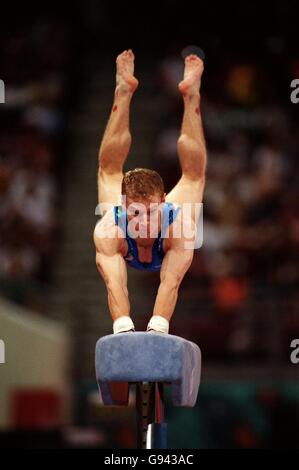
(93, 49), (207, 334)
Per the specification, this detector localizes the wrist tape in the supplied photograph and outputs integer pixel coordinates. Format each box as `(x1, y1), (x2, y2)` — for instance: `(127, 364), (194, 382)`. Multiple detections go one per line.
(147, 315), (169, 334)
(113, 316), (135, 334)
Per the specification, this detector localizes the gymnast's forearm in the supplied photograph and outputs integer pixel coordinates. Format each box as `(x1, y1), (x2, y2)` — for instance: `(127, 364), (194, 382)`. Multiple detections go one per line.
(95, 248), (130, 321)
(106, 280), (130, 321)
(152, 281), (179, 321)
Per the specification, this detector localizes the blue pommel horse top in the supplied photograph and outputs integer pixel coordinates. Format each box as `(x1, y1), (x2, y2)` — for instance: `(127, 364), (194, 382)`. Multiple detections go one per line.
(95, 332), (201, 408)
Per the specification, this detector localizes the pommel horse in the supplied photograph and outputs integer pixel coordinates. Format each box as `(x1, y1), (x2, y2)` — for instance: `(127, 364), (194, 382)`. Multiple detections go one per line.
(95, 332), (201, 449)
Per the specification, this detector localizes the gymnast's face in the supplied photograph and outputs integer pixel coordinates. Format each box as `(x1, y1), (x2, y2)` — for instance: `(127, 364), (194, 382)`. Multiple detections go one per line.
(125, 192), (166, 242)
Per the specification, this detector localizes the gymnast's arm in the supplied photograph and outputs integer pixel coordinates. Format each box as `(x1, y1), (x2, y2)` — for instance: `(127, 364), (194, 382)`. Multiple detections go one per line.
(152, 224), (195, 320)
(93, 221), (130, 320)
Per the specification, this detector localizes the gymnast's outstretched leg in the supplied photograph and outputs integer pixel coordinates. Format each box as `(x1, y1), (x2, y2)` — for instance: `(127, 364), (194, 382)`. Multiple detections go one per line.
(166, 54), (207, 214)
(98, 49), (138, 215)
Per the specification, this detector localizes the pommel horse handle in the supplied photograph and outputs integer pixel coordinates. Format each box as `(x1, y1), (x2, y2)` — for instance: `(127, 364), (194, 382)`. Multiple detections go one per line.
(95, 332), (201, 449)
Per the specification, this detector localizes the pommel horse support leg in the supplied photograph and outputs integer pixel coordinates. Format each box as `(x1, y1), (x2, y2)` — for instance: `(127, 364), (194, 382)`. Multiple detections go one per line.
(95, 332), (201, 449)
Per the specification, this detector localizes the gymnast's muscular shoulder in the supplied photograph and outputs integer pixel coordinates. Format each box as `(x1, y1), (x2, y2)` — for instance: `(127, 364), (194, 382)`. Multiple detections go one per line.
(163, 206), (197, 253)
(93, 208), (127, 257)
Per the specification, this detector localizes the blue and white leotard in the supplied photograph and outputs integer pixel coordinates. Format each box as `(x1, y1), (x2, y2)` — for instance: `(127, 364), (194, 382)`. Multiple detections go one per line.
(114, 202), (180, 272)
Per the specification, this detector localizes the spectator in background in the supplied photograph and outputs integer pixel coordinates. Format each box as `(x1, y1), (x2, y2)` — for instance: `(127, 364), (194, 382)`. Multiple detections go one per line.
(0, 19), (70, 307)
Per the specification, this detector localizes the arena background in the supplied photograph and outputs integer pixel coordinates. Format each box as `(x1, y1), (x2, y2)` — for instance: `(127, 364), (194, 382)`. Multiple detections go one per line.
(0, 0), (298, 449)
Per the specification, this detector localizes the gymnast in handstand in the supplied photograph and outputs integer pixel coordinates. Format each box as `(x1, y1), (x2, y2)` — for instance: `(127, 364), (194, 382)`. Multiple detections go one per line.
(94, 49), (207, 334)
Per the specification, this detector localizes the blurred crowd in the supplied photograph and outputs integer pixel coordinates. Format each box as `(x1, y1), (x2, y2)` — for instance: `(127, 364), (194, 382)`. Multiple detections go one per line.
(0, 20), (71, 307)
(153, 45), (299, 361)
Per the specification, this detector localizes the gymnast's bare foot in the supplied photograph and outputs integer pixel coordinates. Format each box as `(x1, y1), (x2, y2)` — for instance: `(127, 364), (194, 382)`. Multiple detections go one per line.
(178, 54), (204, 97)
(116, 49), (139, 95)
